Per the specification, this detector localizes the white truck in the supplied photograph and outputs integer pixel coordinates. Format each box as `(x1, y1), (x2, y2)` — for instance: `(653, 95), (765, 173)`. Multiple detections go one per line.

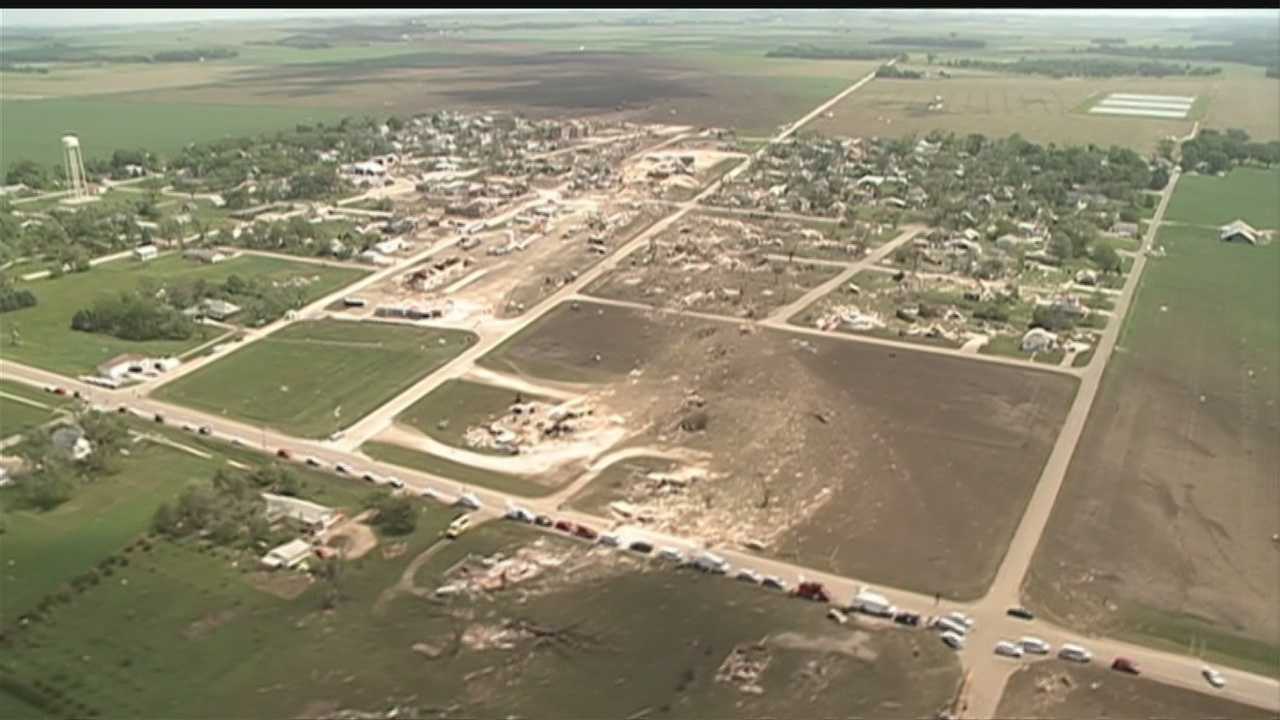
(850, 588), (896, 618)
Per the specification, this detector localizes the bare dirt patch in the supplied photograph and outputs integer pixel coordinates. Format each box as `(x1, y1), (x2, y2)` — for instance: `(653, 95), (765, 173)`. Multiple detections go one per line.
(481, 299), (1076, 599)
(245, 570), (314, 600)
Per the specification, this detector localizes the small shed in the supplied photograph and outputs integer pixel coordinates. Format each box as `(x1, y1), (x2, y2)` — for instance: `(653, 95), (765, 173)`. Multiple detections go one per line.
(1219, 220), (1259, 245)
(133, 245), (159, 262)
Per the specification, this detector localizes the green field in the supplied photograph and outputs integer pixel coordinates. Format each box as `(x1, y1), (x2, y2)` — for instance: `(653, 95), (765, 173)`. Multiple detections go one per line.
(394, 379), (551, 455)
(0, 396), (59, 437)
(360, 440), (551, 497)
(0, 254), (367, 377)
(1164, 167), (1280, 229)
(0, 516), (961, 719)
(1, 97), (347, 173)
(155, 320), (476, 438)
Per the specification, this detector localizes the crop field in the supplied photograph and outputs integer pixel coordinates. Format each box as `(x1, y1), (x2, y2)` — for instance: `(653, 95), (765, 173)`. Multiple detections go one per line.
(810, 70), (1214, 152)
(1, 97), (348, 174)
(0, 518), (961, 719)
(1024, 225), (1280, 677)
(996, 663), (1275, 720)
(477, 300), (1077, 600)
(392, 379), (552, 455)
(155, 320), (476, 439)
(0, 254), (366, 377)
(1165, 167), (1280, 229)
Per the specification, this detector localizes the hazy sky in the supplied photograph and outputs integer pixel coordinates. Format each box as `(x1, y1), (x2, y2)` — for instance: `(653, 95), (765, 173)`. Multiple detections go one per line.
(2, 7), (1272, 28)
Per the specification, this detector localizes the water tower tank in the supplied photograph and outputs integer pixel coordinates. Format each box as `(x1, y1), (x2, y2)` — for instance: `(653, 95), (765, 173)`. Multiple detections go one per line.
(61, 135), (80, 149)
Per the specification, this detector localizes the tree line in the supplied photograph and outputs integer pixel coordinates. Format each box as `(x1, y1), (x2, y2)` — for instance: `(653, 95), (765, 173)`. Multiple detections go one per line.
(943, 56), (1221, 78)
(1180, 128), (1280, 173)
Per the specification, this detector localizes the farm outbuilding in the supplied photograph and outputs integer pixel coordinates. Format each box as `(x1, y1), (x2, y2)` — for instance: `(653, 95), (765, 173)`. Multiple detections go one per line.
(1021, 327), (1059, 353)
(1219, 220), (1259, 245)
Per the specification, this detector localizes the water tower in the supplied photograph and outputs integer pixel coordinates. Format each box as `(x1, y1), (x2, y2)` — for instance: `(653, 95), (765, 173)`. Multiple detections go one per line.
(61, 135), (89, 200)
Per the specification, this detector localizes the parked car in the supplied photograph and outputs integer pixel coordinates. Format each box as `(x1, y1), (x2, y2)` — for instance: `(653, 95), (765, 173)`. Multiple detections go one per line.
(181, 423), (195, 432)
(946, 611), (975, 630)
(53, 387), (68, 396)
(761, 576), (788, 592)
(362, 472), (379, 483)
(1111, 657), (1140, 675)
(994, 641), (1025, 659)
(276, 448), (290, 459)
(1058, 644), (1093, 663)
(934, 617), (969, 636)
(628, 540), (654, 555)
(573, 524), (598, 541)
(597, 532), (621, 547)
(198, 426), (212, 436)
(893, 611), (922, 627)
(154, 413), (165, 424)
(941, 631), (966, 650)
(506, 506), (536, 523)
(794, 581), (831, 603)
(553, 520), (574, 533)
(735, 568), (763, 584)
(419, 487), (444, 502)
(1019, 637), (1051, 655)
(334, 463), (351, 474)
(1202, 666), (1226, 689)
(305, 457), (322, 468)
(1007, 606), (1035, 621)
(534, 515), (554, 527)
(457, 493), (482, 510)
(657, 547), (684, 563)
(117, 405), (129, 414)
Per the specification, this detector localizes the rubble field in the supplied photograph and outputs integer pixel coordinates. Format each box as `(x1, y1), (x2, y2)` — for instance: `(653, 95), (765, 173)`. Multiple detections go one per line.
(481, 300), (1078, 600)
(380, 523), (962, 720)
(621, 146), (744, 202)
(794, 268), (1109, 362)
(995, 664), (1273, 720)
(584, 213), (842, 319)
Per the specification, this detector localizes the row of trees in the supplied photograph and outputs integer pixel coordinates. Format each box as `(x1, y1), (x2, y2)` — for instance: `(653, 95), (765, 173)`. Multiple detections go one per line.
(1180, 129), (1280, 173)
(71, 291), (196, 341)
(876, 65), (924, 79)
(764, 44), (896, 60)
(944, 57), (1220, 78)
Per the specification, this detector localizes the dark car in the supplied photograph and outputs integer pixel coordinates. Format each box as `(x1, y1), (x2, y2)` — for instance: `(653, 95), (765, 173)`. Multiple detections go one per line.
(154, 413), (165, 424)
(276, 448), (291, 460)
(1007, 606), (1035, 621)
(534, 515), (554, 527)
(553, 520), (574, 533)
(893, 611), (922, 627)
(1111, 657), (1140, 675)
(117, 405), (129, 414)
(198, 426), (212, 436)
(628, 541), (654, 554)
(573, 524), (598, 540)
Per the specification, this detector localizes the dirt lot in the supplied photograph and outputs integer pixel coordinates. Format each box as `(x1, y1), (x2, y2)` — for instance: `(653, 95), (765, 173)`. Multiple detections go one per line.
(483, 300), (1077, 600)
(996, 663), (1275, 720)
(584, 213), (843, 319)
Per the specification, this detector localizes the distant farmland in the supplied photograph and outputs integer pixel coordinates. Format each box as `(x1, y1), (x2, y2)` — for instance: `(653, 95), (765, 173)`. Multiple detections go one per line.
(1, 97), (347, 173)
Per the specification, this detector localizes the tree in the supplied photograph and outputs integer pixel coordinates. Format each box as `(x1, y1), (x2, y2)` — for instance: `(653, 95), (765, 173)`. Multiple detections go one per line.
(1157, 138), (1175, 161)
(1091, 244), (1123, 273)
(17, 463), (76, 512)
(1148, 166), (1170, 191)
(366, 491), (417, 535)
(5, 159), (49, 189)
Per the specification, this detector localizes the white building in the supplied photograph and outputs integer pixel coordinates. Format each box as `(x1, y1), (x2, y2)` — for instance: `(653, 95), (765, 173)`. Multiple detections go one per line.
(262, 492), (340, 531)
(374, 237), (406, 255)
(260, 539), (315, 570)
(1021, 327), (1059, 353)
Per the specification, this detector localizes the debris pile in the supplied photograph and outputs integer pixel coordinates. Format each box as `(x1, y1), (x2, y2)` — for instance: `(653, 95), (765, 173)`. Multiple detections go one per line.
(716, 641), (772, 695)
(462, 397), (608, 455)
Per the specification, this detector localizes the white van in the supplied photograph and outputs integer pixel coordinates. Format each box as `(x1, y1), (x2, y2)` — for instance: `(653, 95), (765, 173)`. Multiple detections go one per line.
(1059, 643), (1093, 663)
(994, 640), (1025, 659)
(934, 617), (969, 636)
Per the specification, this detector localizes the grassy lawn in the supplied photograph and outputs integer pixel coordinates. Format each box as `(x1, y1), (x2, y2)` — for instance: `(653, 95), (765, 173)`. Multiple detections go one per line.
(566, 455), (680, 516)
(155, 320), (476, 439)
(0, 397), (59, 437)
(0, 441), (215, 627)
(394, 379), (551, 455)
(0, 254), (367, 377)
(360, 440), (554, 498)
(1165, 167), (1280, 229)
(1, 97), (347, 173)
(0, 380), (71, 407)
(0, 516), (960, 719)
(1116, 605), (1280, 679)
